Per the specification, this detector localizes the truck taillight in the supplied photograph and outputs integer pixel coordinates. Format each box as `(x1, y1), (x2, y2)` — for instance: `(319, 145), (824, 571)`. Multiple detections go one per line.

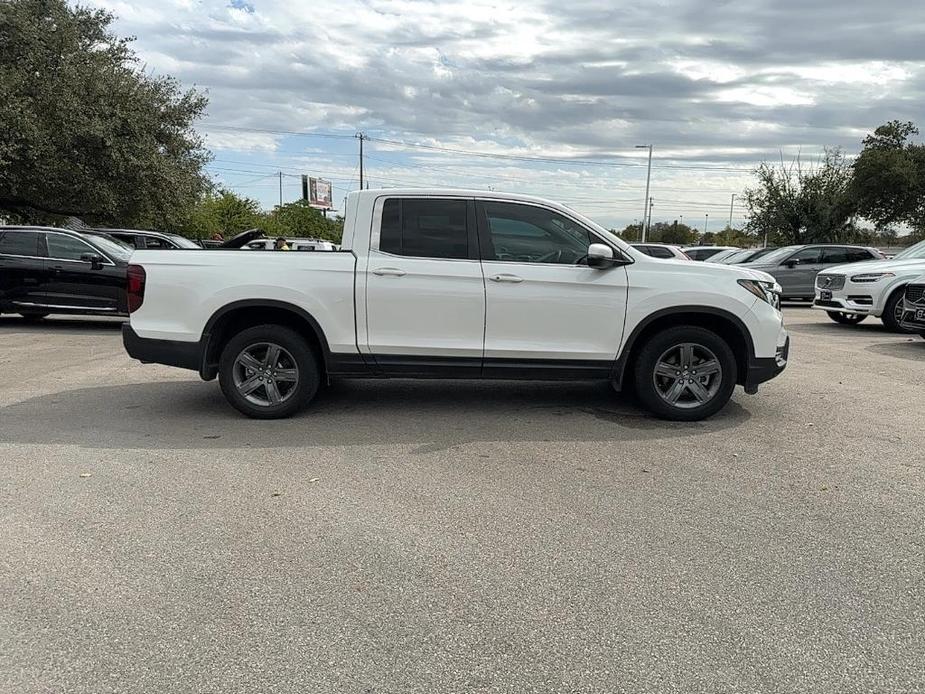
(127, 264), (146, 313)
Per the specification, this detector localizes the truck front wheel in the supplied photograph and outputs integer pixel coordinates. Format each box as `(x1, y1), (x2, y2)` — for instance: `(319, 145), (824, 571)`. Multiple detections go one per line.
(632, 326), (737, 421)
(218, 324), (320, 419)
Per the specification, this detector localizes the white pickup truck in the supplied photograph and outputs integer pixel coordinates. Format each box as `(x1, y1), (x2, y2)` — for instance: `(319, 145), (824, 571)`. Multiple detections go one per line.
(123, 189), (789, 421)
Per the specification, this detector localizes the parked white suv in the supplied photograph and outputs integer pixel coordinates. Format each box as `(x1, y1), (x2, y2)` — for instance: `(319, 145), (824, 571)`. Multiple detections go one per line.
(813, 239), (925, 331)
(122, 189), (789, 421)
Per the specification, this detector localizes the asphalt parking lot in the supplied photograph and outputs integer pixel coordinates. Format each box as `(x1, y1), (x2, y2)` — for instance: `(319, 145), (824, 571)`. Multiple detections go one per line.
(1, 307), (923, 693)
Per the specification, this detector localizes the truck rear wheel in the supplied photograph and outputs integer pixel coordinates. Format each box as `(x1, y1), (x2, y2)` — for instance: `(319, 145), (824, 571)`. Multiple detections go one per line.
(632, 326), (737, 421)
(218, 324), (320, 419)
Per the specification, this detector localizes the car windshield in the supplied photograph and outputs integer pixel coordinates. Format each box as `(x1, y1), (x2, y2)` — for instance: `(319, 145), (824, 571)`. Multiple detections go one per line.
(719, 250), (750, 263)
(748, 246), (800, 264)
(892, 240), (925, 260)
(165, 233), (201, 249)
(87, 234), (133, 262)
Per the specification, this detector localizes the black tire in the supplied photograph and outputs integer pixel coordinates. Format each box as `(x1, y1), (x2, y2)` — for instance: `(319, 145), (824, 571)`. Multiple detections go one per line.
(19, 312), (49, 321)
(881, 287), (913, 333)
(218, 324), (320, 419)
(632, 325), (737, 422)
(826, 311), (866, 325)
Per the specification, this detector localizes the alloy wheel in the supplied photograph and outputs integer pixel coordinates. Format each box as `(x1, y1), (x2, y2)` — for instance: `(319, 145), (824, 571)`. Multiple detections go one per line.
(232, 342), (300, 407)
(652, 342), (723, 409)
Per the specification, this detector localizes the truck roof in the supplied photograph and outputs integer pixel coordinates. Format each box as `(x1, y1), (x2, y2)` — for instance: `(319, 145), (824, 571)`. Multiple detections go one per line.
(347, 187), (575, 207)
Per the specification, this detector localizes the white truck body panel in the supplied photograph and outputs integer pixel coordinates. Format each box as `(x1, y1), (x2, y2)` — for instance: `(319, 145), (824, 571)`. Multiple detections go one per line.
(130, 250), (359, 354)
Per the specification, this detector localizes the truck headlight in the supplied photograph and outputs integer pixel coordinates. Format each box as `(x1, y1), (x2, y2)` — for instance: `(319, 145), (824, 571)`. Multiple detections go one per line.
(738, 279), (781, 308)
(850, 272), (895, 283)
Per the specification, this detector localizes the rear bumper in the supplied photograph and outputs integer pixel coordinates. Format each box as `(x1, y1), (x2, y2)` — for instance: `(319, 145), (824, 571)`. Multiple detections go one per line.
(122, 324), (203, 372)
(744, 335), (789, 393)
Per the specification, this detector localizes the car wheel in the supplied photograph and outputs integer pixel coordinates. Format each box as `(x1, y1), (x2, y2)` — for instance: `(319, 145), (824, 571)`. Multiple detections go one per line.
(218, 324), (320, 419)
(880, 288), (913, 333)
(826, 311), (866, 325)
(633, 326), (737, 421)
(18, 312), (49, 321)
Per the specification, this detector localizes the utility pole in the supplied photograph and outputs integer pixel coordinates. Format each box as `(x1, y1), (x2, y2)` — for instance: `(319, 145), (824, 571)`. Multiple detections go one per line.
(728, 193), (736, 229)
(356, 132), (366, 190)
(278, 171), (283, 207)
(704, 213), (709, 235)
(635, 144), (653, 242)
(648, 198), (654, 238)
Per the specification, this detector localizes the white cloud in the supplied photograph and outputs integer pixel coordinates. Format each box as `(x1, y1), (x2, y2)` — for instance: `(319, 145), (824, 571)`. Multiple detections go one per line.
(86, 0), (925, 225)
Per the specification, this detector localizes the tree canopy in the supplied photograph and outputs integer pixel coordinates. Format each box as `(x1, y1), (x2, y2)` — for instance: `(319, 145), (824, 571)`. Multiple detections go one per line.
(178, 191), (344, 242)
(743, 148), (856, 246)
(851, 120), (925, 237)
(0, 0), (210, 226)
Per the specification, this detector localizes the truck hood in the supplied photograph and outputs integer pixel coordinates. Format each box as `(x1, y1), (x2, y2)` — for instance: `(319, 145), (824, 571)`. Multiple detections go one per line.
(820, 258), (925, 276)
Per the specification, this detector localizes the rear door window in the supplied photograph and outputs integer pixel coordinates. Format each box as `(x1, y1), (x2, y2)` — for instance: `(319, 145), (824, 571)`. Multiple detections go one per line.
(786, 247), (822, 265)
(142, 236), (172, 249)
(848, 248), (877, 262)
(0, 231), (41, 257)
(647, 246), (675, 259)
(379, 198), (470, 259)
(821, 247), (850, 264)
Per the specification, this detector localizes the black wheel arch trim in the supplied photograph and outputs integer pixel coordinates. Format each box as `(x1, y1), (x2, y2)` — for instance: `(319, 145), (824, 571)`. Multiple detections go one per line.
(611, 305), (757, 389)
(199, 298), (369, 379)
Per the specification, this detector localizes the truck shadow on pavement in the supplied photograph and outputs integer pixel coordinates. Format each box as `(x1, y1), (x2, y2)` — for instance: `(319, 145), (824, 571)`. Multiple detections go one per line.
(0, 379), (751, 451)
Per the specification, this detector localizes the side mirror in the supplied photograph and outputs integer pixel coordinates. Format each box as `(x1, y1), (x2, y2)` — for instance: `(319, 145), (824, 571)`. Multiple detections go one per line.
(782, 259), (798, 268)
(80, 253), (104, 270)
(587, 243), (615, 268)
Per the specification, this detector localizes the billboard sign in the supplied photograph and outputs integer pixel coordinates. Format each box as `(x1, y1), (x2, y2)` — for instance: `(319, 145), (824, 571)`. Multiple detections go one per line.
(308, 177), (333, 209)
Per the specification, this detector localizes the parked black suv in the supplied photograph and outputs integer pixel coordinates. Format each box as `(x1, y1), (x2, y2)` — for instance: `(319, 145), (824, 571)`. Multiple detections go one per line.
(0, 226), (132, 319)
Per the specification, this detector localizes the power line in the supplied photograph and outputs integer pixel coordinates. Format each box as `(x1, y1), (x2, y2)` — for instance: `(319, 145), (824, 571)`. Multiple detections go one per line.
(201, 123), (756, 173)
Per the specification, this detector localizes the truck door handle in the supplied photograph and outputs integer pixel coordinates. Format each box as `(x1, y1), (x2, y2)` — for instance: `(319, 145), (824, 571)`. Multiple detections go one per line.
(372, 267), (406, 277)
(489, 274), (523, 283)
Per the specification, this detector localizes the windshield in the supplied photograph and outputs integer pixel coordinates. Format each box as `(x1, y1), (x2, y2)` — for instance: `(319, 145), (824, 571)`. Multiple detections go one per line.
(724, 250), (756, 263)
(88, 234), (133, 262)
(747, 245), (800, 264)
(892, 240), (925, 260)
(719, 250), (749, 263)
(165, 233), (201, 249)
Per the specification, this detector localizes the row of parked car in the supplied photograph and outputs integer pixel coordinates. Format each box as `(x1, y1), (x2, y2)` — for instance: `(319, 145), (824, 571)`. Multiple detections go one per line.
(0, 225), (333, 318)
(1, 224), (923, 337)
(632, 240), (925, 334)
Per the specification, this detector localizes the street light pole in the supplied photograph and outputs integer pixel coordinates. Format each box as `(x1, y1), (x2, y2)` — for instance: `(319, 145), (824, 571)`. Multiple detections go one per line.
(728, 193), (736, 229)
(704, 213), (709, 235)
(635, 144), (653, 242)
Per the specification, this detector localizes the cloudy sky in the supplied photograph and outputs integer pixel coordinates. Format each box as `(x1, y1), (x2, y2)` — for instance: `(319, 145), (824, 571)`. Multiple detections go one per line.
(91, 0), (924, 229)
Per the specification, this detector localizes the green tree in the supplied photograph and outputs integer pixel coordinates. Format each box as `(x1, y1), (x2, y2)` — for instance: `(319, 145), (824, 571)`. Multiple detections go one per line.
(616, 222), (644, 241)
(743, 149), (856, 245)
(180, 191), (260, 239)
(851, 121), (925, 233)
(0, 0), (209, 226)
(649, 220), (697, 245)
(259, 199), (343, 242)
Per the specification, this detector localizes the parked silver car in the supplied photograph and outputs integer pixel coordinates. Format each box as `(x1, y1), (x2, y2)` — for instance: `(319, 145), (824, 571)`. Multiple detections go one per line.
(739, 244), (883, 299)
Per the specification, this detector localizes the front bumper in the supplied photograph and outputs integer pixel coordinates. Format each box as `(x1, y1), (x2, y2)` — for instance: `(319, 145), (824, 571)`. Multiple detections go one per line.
(812, 292), (878, 316)
(899, 300), (925, 333)
(744, 335), (789, 393)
